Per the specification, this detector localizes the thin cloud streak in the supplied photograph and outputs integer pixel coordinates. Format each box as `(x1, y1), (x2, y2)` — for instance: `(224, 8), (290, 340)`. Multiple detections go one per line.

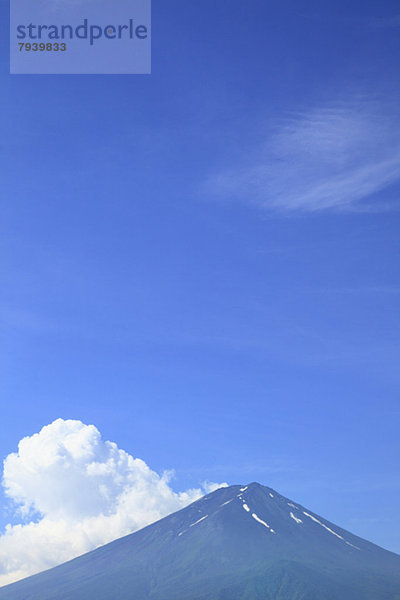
(302, 286), (400, 295)
(370, 15), (400, 28)
(206, 99), (400, 213)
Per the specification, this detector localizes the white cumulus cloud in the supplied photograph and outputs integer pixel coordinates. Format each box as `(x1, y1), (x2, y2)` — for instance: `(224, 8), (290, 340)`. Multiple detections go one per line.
(0, 419), (227, 587)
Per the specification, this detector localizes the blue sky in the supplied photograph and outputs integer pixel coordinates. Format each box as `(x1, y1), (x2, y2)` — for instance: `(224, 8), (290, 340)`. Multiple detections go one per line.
(1, 0), (400, 579)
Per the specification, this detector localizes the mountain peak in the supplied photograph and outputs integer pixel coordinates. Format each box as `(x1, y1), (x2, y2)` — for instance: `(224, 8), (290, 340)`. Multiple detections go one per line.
(1, 482), (399, 600)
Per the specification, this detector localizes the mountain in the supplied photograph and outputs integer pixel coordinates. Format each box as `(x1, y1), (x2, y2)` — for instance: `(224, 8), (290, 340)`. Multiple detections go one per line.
(0, 482), (399, 600)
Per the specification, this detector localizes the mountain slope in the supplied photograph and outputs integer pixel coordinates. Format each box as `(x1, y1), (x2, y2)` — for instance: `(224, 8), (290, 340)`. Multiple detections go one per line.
(0, 482), (399, 600)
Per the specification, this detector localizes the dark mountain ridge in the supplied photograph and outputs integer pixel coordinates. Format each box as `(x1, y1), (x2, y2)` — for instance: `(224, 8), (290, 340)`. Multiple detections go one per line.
(0, 482), (399, 600)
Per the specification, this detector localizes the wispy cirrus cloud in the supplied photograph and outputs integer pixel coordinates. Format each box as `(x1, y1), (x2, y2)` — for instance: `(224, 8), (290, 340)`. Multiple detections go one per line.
(370, 15), (400, 28)
(206, 99), (400, 213)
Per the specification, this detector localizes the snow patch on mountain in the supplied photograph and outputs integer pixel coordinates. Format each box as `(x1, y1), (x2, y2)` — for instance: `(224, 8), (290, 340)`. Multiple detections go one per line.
(290, 511), (302, 524)
(189, 515), (208, 528)
(220, 499), (233, 507)
(303, 512), (359, 549)
(251, 513), (275, 533)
